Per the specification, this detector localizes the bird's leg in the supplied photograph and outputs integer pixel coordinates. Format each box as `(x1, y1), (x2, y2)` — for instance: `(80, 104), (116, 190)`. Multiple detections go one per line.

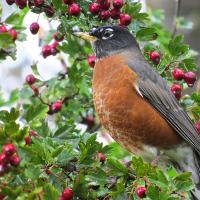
(151, 150), (161, 166)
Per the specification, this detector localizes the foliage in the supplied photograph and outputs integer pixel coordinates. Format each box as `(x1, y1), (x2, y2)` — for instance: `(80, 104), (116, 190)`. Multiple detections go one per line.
(0, 0), (199, 199)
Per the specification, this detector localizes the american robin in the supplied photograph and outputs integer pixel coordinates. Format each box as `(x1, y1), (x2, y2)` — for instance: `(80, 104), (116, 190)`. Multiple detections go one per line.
(74, 26), (200, 198)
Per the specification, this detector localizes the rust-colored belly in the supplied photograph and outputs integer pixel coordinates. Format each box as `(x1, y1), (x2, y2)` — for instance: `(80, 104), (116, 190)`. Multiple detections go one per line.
(92, 55), (181, 153)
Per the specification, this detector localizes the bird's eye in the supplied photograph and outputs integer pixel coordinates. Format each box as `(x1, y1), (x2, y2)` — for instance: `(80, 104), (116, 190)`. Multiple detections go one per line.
(102, 29), (114, 40)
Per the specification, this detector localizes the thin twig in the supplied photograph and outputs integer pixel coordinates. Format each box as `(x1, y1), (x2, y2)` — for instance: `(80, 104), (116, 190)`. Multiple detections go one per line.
(172, 0), (182, 38)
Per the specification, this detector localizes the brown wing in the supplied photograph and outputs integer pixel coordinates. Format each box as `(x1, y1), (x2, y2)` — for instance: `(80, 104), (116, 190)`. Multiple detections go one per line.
(127, 60), (200, 153)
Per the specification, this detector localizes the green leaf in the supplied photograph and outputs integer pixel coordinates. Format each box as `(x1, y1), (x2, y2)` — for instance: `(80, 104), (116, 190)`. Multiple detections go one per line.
(24, 104), (48, 122)
(43, 184), (59, 200)
(136, 28), (158, 41)
(107, 158), (128, 175)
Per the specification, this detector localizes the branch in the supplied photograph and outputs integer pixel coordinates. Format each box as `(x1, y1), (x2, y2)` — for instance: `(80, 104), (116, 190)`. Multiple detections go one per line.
(172, 0), (182, 38)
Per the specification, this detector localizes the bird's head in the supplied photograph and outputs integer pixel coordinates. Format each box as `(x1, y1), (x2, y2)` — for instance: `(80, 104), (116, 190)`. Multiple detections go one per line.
(73, 25), (139, 59)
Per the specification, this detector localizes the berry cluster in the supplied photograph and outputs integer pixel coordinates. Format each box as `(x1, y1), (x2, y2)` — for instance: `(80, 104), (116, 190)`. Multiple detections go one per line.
(42, 32), (63, 58)
(0, 144), (20, 177)
(171, 68), (197, 100)
(89, 0), (131, 26)
(59, 188), (73, 200)
(0, 25), (17, 41)
(6, 0), (55, 17)
(25, 74), (39, 95)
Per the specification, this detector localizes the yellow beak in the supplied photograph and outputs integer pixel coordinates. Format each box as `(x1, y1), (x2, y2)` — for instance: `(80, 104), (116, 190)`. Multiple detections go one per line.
(73, 32), (97, 42)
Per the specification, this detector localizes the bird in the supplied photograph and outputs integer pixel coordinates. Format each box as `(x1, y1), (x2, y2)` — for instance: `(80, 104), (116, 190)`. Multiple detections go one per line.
(73, 25), (200, 199)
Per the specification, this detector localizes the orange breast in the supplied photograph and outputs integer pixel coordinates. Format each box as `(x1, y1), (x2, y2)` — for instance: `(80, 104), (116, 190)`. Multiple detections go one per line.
(92, 55), (182, 153)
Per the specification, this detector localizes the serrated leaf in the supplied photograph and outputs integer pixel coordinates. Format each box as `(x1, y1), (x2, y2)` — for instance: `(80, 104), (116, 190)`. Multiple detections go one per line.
(43, 184), (59, 200)
(136, 28), (158, 41)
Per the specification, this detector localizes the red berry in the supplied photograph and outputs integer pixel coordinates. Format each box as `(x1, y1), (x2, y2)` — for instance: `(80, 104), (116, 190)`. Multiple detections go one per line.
(3, 144), (16, 156)
(8, 29), (17, 41)
(0, 164), (7, 177)
(51, 41), (59, 49)
(53, 32), (64, 42)
(25, 136), (31, 145)
(42, 44), (52, 58)
(29, 130), (38, 137)
(194, 122), (200, 135)
(87, 55), (96, 68)
(149, 51), (160, 65)
(30, 22), (40, 35)
(0, 194), (5, 200)
(50, 101), (62, 113)
(113, 0), (123, 9)
(15, 0), (27, 9)
(98, 0), (110, 9)
(99, 10), (110, 21)
(0, 26), (7, 33)
(89, 3), (101, 15)
(62, 188), (73, 200)
(31, 86), (39, 96)
(63, 0), (73, 5)
(34, 0), (45, 7)
(85, 116), (95, 127)
(44, 6), (55, 17)
(6, 0), (15, 5)
(110, 8), (121, 19)
(51, 47), (58, 56)
(25, 74), (36, 85)
(68, 3), (80, 16)
(171, 84), (182, 100)
(136, 187), (147, 198)
(0, 153), (9, 165)
(119, 13), (132, 26)
(97, 152), (106, 163)
(10, 155), (21, 166)
(184, 71), (197, 87)
(172, 68), (185, 81)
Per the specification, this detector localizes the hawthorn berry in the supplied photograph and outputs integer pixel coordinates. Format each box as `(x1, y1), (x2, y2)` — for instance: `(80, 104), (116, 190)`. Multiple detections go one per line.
(62, 188), (73, 200)
(99, 10), (111, 21)
(194, 122), (200, 135)
(63, 0), (73, 5)
(171, 84), (182, 100)
(136, 186), (147, 198)
(97, 152), (106, 163)
(15, 0), (27, 9)
(44, 6), (55, 17)
(89, 3), (101, 15)
(8, 29), (17, 41)
(111, 8), (121, 19)
(184, 71), (197, 87)
(84, 116), (95, 127)
(0, 153), (9, 165)
(3, 144), (16, 156)
(98, 0), (110, 9)
(25, 136), (31, 145)
(29, 130), (38, 137)
(51, 41), (59, 49)
(31, 86), (39, 96)
(50, 101), (62, 113)
(113, 0), (124, 9)
(6, 0), (15, 5)
(119, 13), (132, 26)
(172, 68), (185, 81)
(0, 26), (7, 33)
(42, 44), (52, 58)
(87, 55), (96, 68)
(25, 74), (36, 85)
(30, 22), (40, 35)
(10, 155), (21, 166)
(34, 0), (45, 7)
(68, 3), (80, 16)
(149, 51), (161, 65)
(53, 32), (64, 42)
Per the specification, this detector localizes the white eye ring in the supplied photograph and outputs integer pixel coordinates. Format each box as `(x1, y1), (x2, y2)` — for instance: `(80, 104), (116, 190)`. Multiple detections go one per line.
(102, 28), (114, 40)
